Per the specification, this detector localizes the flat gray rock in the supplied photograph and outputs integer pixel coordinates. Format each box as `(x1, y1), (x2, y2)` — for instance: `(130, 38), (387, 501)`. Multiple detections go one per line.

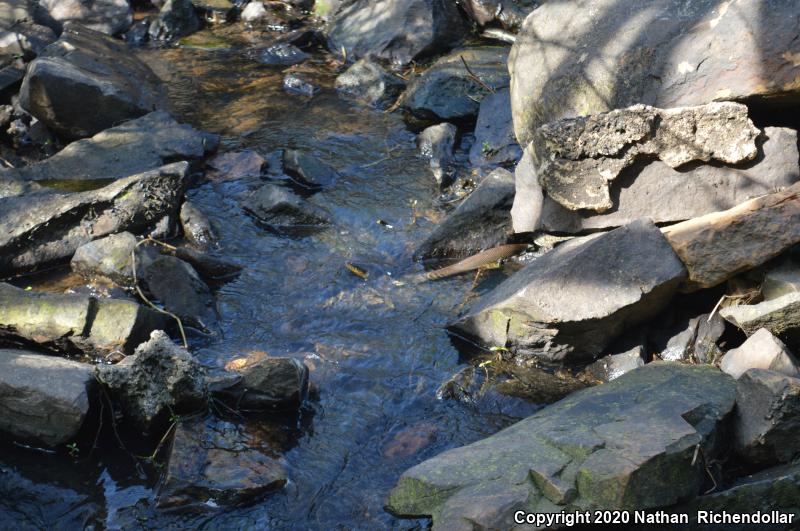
(720, 328), (800, 380)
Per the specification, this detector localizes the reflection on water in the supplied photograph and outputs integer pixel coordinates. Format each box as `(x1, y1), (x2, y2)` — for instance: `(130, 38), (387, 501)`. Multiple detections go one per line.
(0, 26), (540, 529)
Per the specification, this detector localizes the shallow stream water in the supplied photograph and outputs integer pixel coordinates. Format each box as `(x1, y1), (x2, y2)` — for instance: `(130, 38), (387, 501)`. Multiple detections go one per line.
(0, 27), (540, 530)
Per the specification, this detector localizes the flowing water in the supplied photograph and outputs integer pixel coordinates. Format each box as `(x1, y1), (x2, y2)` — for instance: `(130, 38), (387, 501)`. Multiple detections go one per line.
(0, 26), (541, 530)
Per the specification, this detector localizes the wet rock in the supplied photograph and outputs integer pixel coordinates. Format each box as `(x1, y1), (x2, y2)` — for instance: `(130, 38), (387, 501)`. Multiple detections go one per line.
(0, 162), (188, 275)
(510, 0), (800, 147)
(173, 247), (242, 283)
(532, 102), (759, 213)
(414, 167), (513, 260)
(326, 0), (469, 66)
(122, 17), (149, 45)
(71, 232), (141, 286)
(217, 351), (309, 411)
(334, 56), (405, 109)
(0, 20), (57, 59)
(0, 112), (216, 185)
(35, 0), (133, 36)
(734, 369), (800, 466)
(581, 346), (645, 383)
(720, 328), (800, 380)
(252, 42), (309, 65)
(664, 181), (800, 292)
(450, 219), (686, 364)
(158, 418), (287, 507)
(0, 283), (166, 354)
(493, 363), (591, 404)
(180, 201), (217, 250)
(509, 147), (542, 234)
(468, 88), (521, 168)
(387, 363), (736, 525)
(762, 261), (800, 301)
(458, 0), (534, 31)
(0, 349), (94, 446)
(19, 24), (165, 139)
(417, 122), (456, 188)
(401, 47), (510, 122)
(149, 0), (200, 41)
(540, 127), (800, 234)
(282, 73), (318, 97)
(282, 149), (338, 189)
(242, 183), (330, 228)
(95, 330), (207, 433)
(141, 255), (218, 333)
(240, 1), (266, 22)
(207, 150), (265, 181)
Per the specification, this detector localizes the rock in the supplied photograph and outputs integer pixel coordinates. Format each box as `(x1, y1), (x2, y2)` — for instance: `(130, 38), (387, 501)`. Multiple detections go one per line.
(242, 183), (330, 228)
(252, 42), (309, 66)
(451, 219), (686, 363)
(0, 162), (189, 275)
(19, 24), (164, 139)
(401, 47), (511, 122)
(762, 261), (800, 301)
(192, 0), (233, 24)
(581, 346), (645, 383)
(387, 363), (736, 526)
(95, 330), (207, 433)
(532, 102), (760, 213)
(173, 247), (242, 283)
(35, 0), (133, 35)
(541, 127), (800, 234)
(509, 147), (543, 234)
(334, 56), (405, 108)
(217, 351), (309, 411)
(207, 150), (265, 181)
(417, 122), (456, 188)
(720, 328), (800, 380)
(659, 312), (725, 364)
(0, 112), (216, 186)
(468, 88), (521, 168)
(158, 418), (287, 507)
(0, 283), (166, 354)
(282, 72), (318, 97)
(509, 0), (800, 147)
(0, 349), (94, 446)
(326, 0), (469, 66)
(0, 21), (57, 59)
(240, 1), (266, 22)
(664, 181), (800, 292)
(458, 0), (534, 31)
(721, 293), (800, 350)
(734, 369), (800, 466)
(141, 255), (218, 333)
(71, 232), (140, 286)
(180, 201), (216, 250)
(149, 0), (200, 41)
(282, 149), (338, 189)
(414, 167), (514, 260)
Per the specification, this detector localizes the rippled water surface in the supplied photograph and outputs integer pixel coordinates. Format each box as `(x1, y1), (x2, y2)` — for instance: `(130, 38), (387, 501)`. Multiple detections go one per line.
(0, 27), (540, 530)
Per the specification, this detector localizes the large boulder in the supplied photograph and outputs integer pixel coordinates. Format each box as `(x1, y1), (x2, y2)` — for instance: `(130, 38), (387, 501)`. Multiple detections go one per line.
(326, 0), (469, 66)
(95, 330), (207, 434)
(0, 349), (94, 446)
(540, 127), (800, 234)
(663, 181), (800, 291)
(0, 162), (189, 275)
(19, 24), (164, 139)
(468, 88), (521, 168)
(0, 283), (166, 354)
(387, 363), (736, 528)
(0, 112), (217, 186)
(450, 219), (687, 363)
(401, 47), (511, 122)
(509, 0), (800, 147)
(414, 167), (514, 260)
(34, 0), (133, 35)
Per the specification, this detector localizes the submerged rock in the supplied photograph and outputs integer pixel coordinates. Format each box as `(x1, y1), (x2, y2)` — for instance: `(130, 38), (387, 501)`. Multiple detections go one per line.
(35, 0), (133, 35)
(510, 0), (800, 147)
(0, 162), (189, 275)
(180, 201), (217, 250)
(0, 112), (216, 185)
(387, 363), (736, 527)
(664, 181), (800, 291)
(149, 0), (200, 41)
(468, 88), (521, 168)
(334, 56), (405, 108)
(401, 47), (510, 122)
(242, 183), (330, 228)
(20, 23), (164, 139)
(414, 167), (514, 260)
(158, 418), (287, 507)
(173, 247), (242, 283)
(450, 219), (686, 364)
(252, 42), (309, 66)
(0, 349), (94, 446)
(95, 330), (207, 434)
(282, 149), (338, 189)
(326, 0), (469, 66)
(207, 150), (266, 181)
(282, 73), (318, 97)
(217, 352), (309, 411)
(417, 122), (456, 188)
(720, 328), (800, 380)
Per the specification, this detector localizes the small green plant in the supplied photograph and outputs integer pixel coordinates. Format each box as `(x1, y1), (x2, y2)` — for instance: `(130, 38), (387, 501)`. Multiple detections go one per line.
(66, 442), (79, 458)
(481, 141), (497, 158)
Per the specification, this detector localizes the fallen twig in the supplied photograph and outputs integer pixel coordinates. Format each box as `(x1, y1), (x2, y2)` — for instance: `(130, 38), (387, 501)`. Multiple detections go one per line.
(460, 56), (496, 94)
